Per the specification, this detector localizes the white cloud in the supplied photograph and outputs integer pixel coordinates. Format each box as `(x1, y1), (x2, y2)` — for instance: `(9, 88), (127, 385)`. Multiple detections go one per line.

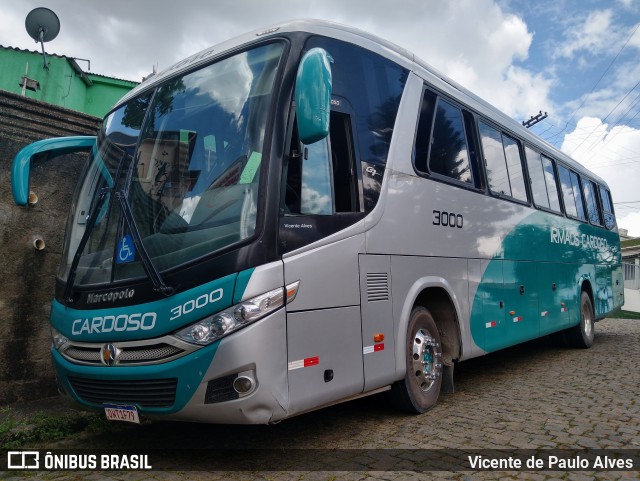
(562, 117), (640, 237)
(554, 9), (616, 59)
(0, 0), (553, 119)
(370, 0), (546, 118)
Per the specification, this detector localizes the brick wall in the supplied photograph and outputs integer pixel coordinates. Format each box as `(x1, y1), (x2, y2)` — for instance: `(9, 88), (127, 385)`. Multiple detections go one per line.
(0, 90), (100, 404)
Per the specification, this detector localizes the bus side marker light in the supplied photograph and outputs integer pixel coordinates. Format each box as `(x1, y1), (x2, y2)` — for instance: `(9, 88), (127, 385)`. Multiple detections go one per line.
(373, 333), (385, 343)
(509, 310), (516, 316)
(286, 281), (300, 304)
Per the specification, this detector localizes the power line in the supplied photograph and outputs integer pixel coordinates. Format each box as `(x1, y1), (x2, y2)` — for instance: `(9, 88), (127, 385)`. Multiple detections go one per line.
(567, 79), (640, 156)
(546, 21), (640, 143)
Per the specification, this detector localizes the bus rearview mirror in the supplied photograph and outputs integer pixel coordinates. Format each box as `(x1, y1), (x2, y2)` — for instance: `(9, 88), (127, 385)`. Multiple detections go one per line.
(295, 48), (333, 145)
(11, 136), (96, 206)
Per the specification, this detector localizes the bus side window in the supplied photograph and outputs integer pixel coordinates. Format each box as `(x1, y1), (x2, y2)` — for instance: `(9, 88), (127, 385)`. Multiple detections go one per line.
(330, 110), (360, 213)
(599, 185), (616, 230)
(558, 165), (586, 221)
(283, 111), (360, 216)
(524, 147), (561, 213)
(525, 147), (549, 209)
(426, 98), (473, 184)
(479, 121), (527, 201)
(414, 89), (436, 173)
(284, 131), (334, 216)
(583, 179), (602, 226)
(569, 171), (586, 221)
(541, 155), (561, 212)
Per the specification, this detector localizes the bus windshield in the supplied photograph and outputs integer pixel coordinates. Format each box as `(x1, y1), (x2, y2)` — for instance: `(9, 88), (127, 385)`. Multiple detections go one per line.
(60, 42), (284, 288)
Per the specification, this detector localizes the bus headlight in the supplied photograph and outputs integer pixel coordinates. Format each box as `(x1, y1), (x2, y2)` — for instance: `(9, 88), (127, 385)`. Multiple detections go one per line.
(51, 327), (69, 351)
(174, 286), (286, 345)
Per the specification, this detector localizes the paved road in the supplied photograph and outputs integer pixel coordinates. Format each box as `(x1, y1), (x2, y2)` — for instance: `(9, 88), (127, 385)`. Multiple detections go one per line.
(2, 318), (639, 480)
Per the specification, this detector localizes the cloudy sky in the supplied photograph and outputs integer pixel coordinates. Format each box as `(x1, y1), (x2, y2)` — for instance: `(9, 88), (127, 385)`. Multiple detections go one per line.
(1, 0), (639, 236)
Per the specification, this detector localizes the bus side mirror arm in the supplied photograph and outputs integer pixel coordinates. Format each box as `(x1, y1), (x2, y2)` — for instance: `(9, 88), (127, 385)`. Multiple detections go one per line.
(295, 48), (333, 145)
(11, 136), (96, 206)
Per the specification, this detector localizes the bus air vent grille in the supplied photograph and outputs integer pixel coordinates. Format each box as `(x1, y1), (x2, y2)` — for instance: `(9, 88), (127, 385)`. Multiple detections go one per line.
(64, 346), (101, 363)
(205, 374), (239, 404)
(367, 273), (389, 302)
(68, 376), (177, 408)
(63, 342), (187, 366)
(118, 344), (182, 363)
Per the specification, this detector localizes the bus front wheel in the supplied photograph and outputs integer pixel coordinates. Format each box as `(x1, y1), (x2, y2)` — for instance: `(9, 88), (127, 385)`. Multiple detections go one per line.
(390, 306), (443, 413)
(565, 291), (595, 348)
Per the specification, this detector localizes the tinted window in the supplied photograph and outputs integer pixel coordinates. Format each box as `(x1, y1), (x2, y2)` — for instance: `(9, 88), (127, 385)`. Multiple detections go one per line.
(569, 171), (586, 220)
(480, 122), (508, 194)
(599, 186), (616, 229)
(414, 90), (437, 173)
(306, 36), (407, 168)
(479, 122), (526, 200)
(542, 156), (561, 212)
(301, 138), (334, 215)
(558, 165), (576, 216)
(503, 135), (527, 201)
(558, 165), (586, 220)
(525, 147), (549, 209)
(428, 99), (472, 183)
(306, 36), (407, 211)
(583, 179), (602, 225)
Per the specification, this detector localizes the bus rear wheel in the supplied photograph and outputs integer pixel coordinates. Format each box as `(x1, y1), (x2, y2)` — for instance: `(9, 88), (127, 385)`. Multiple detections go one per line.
(565, 291), (595, 348)
(390, 306), (443, 413)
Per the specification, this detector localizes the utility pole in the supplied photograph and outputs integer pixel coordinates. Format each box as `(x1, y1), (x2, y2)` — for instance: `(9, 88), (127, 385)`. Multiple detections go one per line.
(522, 111), (548, 128)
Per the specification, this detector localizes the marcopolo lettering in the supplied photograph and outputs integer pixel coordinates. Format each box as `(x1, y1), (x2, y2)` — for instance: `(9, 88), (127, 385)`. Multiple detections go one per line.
(72, 312), (156, 335)
(87, 289), (135, 305)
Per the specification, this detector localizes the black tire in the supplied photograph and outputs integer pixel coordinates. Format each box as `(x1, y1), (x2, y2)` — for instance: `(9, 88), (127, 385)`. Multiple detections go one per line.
(564, 291), (595, 348)
(389, 306), (443, 413)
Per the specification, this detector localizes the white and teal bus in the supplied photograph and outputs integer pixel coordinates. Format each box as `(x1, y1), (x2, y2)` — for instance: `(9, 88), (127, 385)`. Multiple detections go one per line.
(12, 20), (623, 423)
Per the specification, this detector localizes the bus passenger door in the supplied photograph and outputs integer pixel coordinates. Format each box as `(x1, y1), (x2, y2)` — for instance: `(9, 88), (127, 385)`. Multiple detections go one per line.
(280, 104), (366, 415)
(359, 254), (395, 391)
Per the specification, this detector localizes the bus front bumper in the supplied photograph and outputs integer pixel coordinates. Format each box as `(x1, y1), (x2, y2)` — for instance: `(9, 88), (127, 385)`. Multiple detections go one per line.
(52, 308), (289, 424)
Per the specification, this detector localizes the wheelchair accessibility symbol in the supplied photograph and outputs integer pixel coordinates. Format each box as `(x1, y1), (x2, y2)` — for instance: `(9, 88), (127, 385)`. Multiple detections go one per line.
(116, 235), (135, 264)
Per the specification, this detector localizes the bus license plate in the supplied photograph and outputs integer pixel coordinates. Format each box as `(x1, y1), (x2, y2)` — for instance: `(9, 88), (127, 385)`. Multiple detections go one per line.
(104, 404), (140, 424)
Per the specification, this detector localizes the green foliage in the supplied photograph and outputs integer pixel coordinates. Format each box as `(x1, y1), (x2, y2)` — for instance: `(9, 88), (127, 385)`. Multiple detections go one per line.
(0, 409), (101, 449)
(614, 310), (640, 319)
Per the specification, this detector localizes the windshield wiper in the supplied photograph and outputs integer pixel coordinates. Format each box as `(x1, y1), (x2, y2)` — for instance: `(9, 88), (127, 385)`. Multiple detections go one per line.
(115, 190), (174, 296)
(63, 149), (175, 302)
(63, 186), (111, 302)
(63, 149), (130, 303)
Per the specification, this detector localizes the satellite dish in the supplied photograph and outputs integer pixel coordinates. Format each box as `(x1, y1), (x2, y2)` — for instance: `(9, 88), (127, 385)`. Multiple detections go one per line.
(25, 7), (60, 69)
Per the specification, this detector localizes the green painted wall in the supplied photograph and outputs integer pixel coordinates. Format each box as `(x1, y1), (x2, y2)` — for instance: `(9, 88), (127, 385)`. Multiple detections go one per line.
(0, 46), (137, 118)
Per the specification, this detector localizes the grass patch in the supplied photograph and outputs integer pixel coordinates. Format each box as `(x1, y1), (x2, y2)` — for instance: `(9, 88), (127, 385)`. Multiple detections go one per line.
(0, 408), (102, 449)
(612, 310), (640, 320)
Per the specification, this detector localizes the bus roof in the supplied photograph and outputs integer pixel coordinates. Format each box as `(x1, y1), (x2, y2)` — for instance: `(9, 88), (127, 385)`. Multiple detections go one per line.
(116, 19), (607, 188)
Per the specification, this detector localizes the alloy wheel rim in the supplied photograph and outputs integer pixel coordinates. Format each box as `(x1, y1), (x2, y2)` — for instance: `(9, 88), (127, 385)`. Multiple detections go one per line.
(411, 328), (442, 392)
(583, 304), (592, 338)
